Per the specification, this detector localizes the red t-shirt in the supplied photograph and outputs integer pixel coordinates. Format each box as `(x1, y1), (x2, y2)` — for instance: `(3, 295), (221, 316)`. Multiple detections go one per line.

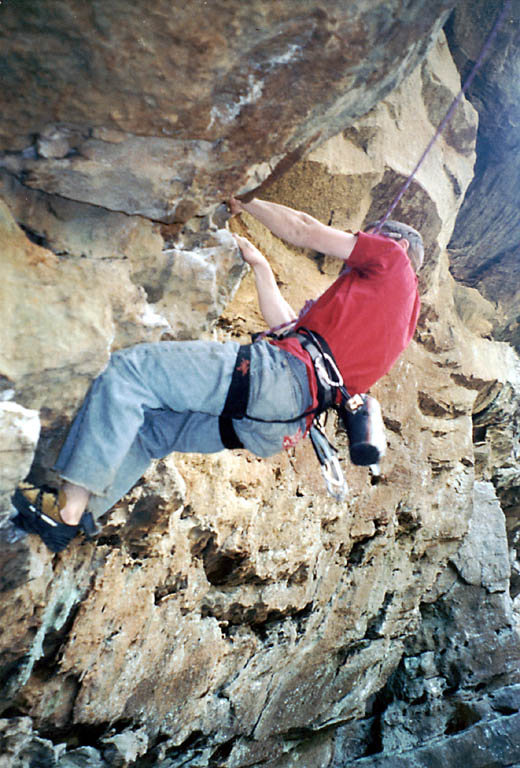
(271, 231), (420, 420)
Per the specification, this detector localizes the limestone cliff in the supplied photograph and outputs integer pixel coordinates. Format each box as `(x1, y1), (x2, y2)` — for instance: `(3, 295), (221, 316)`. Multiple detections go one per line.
(1, 2), (519, 767)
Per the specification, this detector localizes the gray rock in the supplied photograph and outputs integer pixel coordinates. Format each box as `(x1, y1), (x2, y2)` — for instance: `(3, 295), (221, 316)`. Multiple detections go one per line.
(451, 481), (510, 593)
(0, 402), (40, 522)
(338, 711), (520, 767)
(447, 0), (520, 353)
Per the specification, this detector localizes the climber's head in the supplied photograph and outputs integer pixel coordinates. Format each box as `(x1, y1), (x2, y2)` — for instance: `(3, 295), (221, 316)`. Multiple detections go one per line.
(365, 219), (424, 273)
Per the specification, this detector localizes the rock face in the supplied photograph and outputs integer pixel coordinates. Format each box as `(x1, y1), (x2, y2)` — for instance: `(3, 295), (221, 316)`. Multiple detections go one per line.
(329, 483), (520, 767)
(0, 0), (454, 219)
(446, 0), (520, 350)
(1, 2), (520, 767)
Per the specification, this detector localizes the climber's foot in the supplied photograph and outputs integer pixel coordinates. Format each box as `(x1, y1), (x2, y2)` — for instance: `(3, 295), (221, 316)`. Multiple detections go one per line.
(11, 484), (80, 553)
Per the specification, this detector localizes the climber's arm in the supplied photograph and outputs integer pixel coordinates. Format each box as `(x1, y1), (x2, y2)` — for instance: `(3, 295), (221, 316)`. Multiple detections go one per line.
(231, 197), (357, 261)
(233, 234), (296, 328)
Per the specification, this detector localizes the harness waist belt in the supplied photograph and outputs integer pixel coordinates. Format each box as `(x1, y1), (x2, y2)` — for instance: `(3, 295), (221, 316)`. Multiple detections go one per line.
(219, 414), (244, 449)
(221, 345), (251, 418)
(219, 344), (252, 450)
(218, 332), (345, 450)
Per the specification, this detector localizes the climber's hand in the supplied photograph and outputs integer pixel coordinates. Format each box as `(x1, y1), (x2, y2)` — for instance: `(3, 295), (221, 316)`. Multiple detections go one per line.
(229, 197), (245, 216)
(233, 234), (295, 326)
(233, 234), (268, 268)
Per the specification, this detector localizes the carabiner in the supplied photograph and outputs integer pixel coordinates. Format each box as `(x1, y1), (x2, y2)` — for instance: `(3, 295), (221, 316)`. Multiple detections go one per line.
(315, 355), (344, 388)
(322, 457), (348, 502)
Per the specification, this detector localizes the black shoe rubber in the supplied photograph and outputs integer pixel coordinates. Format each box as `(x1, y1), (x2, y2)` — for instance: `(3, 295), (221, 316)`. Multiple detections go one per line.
(11, 488), (79, 553)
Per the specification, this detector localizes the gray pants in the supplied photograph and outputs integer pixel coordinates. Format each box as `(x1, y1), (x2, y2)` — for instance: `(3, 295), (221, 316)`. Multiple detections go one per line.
(54, 340), (311, 519)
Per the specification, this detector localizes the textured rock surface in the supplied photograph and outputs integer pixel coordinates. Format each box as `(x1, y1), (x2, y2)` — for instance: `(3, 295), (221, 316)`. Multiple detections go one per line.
(0, 185), (246, 480)
(326, 483), (520, 766)
(446, 0), (520, 351)
(0, 0), (454, 220)
(0, 2), (520, 767)
(0, 403), (40, 495)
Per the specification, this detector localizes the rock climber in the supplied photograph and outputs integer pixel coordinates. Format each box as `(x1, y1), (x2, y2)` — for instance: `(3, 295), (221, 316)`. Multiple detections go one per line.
(11, 196), (423, 553)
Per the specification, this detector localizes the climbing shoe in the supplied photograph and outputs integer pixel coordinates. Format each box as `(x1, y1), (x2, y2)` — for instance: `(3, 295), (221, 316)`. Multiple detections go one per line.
(11, 484), (80, 553)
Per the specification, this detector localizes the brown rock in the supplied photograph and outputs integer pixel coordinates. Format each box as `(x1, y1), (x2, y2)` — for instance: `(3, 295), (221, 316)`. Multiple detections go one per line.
(0, 0), (454, 220)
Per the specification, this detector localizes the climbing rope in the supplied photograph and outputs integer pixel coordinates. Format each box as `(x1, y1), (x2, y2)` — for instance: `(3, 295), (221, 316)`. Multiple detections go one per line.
(374, 0), (513, 232)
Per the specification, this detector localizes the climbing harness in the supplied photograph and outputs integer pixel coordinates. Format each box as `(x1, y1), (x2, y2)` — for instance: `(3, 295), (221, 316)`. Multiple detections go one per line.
(219, 330), (386, 501)
(374, 0), (513, 233)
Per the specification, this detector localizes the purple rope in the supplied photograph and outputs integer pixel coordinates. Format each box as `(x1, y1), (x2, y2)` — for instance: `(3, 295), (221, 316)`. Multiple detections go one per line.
(254, 298), (316, 341)
(374, 0), (512, 233)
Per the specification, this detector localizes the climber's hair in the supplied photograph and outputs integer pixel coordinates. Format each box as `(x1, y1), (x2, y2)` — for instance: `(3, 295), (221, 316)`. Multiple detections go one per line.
(365, 219), (424, 273)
